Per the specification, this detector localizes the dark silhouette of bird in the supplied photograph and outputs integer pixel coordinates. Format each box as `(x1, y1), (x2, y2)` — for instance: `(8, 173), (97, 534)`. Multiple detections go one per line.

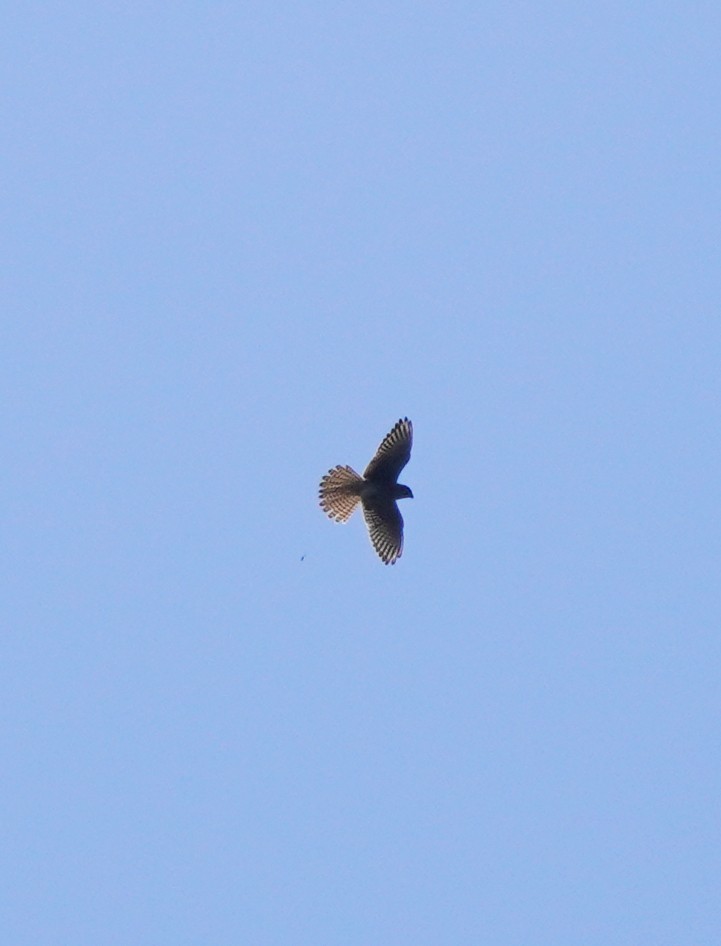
(319, 418), (413, 564)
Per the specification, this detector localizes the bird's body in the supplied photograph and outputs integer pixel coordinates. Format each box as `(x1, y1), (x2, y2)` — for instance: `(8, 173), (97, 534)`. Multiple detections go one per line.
(360, 480), (412, 505)
(319, 418), (413, 564)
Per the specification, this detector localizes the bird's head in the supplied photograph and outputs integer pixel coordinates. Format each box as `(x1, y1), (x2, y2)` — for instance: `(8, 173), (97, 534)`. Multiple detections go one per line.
(394, 483), (413, 500)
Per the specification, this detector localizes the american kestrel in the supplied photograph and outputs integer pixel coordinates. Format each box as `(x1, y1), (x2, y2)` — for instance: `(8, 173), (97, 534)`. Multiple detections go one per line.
(319, 418), (414, 564)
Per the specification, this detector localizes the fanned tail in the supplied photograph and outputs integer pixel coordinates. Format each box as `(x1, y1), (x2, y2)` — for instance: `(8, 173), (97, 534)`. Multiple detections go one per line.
(319, 465), (363, 522)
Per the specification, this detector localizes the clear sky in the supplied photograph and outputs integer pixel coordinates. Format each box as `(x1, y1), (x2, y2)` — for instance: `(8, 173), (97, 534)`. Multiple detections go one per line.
(3, 4), (720, 944)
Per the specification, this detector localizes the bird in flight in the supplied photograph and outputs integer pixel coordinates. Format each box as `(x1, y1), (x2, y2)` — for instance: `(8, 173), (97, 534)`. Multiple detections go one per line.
(319, 418), (413, 564)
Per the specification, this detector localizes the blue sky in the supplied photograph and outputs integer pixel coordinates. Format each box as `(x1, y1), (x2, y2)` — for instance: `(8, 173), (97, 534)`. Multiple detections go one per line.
(3, 3), (720, 944)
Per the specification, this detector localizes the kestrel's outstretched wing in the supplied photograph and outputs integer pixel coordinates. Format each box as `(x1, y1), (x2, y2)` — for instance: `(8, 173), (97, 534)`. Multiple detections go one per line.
(319, 465), (364, 522)
(362, 497), (404, 565)
(363, 418), (413, 483)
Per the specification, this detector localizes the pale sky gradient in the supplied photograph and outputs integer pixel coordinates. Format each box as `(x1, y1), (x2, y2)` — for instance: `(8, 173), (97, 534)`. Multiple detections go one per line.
(3, 4), (720, 944)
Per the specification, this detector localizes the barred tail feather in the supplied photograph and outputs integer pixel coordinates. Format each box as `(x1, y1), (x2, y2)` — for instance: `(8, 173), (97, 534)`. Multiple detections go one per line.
(319, 465), (363, 522)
